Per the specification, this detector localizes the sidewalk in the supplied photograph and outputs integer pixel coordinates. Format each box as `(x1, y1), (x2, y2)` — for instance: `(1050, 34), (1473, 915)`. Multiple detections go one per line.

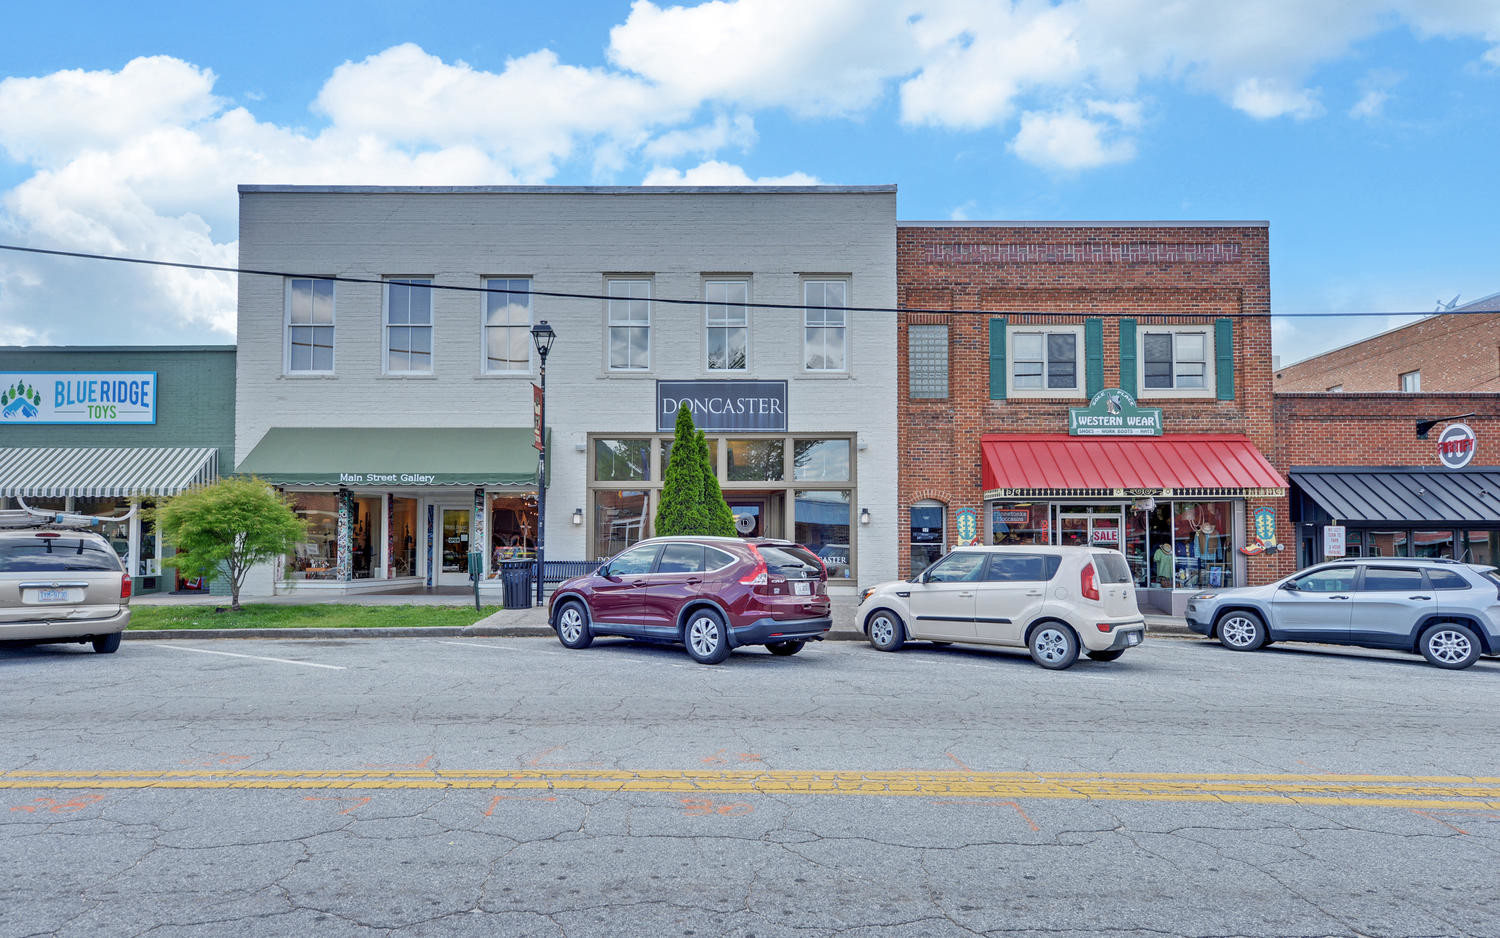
(124, 594), (1195, 641)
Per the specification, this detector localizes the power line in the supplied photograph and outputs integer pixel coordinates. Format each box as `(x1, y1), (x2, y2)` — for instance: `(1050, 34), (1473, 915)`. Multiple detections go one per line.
(0, 241), (1468, 320)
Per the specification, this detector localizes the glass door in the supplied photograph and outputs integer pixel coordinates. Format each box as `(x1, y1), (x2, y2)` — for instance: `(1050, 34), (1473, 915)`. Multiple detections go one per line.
(1057, 509), (1124, 550)
(437, 508), (472, 586)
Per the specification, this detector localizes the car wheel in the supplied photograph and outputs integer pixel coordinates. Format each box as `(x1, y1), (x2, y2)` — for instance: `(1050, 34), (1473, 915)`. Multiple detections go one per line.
(91, 632), (122, 654)
(1216, 611), (1266, 651)
(1419, 622), (1482, 670)
(866, 610), (906, 652)
(1086, 649), (1124, 662)
(555, 601), (593, 650)
(766, 640), (804, 656)
(684, 609), (730, 665)
(1029, 623), (1079, 670)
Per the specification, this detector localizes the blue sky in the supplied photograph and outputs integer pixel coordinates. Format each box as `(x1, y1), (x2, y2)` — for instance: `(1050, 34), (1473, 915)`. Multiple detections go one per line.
(0, 1), (1496, 363)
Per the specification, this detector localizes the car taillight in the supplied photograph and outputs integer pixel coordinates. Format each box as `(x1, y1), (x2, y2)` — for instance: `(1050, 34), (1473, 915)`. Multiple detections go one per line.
(120, 572), (132, 600)
(1080, 563), (1100, 601)
(740, 544), (768, 586)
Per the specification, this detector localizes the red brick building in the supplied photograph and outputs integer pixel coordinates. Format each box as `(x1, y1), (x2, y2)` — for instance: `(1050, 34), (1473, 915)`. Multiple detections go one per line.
(1275, 292), (1500, 392)
(1274, 392), (1500, 567)
(895, 221), (1293, 610)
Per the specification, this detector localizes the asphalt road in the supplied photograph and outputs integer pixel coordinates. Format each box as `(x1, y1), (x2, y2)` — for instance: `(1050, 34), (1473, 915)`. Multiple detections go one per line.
(3, 632), (1498, 938)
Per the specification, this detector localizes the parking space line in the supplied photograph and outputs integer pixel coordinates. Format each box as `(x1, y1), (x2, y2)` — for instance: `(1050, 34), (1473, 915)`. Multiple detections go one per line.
(155, 645), (345, 670)
(438, 640), (567, 656)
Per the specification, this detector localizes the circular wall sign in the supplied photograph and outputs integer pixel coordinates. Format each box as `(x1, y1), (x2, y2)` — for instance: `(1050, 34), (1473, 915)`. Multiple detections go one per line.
(734, 513), (757, 534)
(1438, 422), (1477, 469)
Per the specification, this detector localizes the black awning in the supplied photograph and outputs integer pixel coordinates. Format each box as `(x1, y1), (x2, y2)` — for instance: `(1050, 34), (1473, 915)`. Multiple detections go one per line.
(1291, 467), (1500, 525)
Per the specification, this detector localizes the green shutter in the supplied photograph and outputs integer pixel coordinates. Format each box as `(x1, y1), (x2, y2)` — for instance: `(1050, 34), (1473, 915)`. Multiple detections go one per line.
(1084, 318), (1104, 398)
(1118, 318), (1137, 397)
(989, 317), (1007, 400)
(1215, 318), (1234, 400)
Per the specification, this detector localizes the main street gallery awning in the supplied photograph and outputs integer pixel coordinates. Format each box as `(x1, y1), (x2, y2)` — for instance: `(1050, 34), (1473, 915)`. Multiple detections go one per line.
(1291, 467), (1500, 524)
(0, 446), (220, 498)
(981, 434), (1285, 499)
(235, 428), (546, 487)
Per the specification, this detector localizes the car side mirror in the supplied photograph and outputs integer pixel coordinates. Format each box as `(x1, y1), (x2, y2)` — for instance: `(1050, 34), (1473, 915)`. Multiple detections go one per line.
(599, 565), (615, 580)
(1282, 580), (1299, 591)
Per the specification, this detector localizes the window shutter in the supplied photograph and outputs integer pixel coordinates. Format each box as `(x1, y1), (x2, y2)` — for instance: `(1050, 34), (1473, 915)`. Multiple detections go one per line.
(1084, 318), (1104, 397)
(1118, 318), (1137, 397)
(989, 317), (1007, 400)
(1215, 318), (1234, 400)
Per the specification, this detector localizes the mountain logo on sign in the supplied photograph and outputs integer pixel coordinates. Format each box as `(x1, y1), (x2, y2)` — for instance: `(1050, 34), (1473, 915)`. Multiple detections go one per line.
(1, 382), (41, 420)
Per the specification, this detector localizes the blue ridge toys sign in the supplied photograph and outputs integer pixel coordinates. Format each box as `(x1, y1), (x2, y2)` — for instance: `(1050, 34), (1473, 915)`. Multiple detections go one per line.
(1, 372), (157, 425)
(1068, 388), (1162, 437)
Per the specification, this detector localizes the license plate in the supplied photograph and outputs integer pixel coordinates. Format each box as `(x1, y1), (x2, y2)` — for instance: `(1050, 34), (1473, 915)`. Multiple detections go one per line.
(1126, 632), (1141, 646)
(793, 581), (810, 595)
(34, 588), (71, 603)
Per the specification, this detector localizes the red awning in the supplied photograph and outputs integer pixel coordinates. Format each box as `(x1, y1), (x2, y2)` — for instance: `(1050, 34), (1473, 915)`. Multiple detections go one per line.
(981, 434), (1285, 496)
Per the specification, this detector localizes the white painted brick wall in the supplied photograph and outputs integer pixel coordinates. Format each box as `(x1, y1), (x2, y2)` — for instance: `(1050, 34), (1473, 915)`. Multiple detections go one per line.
(236, 187), (899, 589)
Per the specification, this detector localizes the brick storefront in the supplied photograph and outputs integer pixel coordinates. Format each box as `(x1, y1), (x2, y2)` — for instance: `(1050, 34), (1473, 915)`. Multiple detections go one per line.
(896, 222), (1294, 606)
(1275, 392), (1500, 566)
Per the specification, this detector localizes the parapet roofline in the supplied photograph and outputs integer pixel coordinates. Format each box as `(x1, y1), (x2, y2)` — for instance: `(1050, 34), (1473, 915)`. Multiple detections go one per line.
(0, 345), (236, 353)
(239, 184), (897, 195)
(898, 220), (1268, 228)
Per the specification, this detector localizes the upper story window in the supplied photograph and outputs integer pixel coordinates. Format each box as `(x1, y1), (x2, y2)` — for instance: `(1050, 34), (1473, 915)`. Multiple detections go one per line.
(608, 279), (651, 371)
(483, 278), (532, 373)
(1139, 326), (1214, 396)
(705, 280), (748, 371)
(908, 324), (949, 398)
(285, 278), (335, 373)
(385, 278), (433, 374)
(804, 280), (847, 371)
(1401, 370), (1421, 392)
(1010, 327), (1079, 394)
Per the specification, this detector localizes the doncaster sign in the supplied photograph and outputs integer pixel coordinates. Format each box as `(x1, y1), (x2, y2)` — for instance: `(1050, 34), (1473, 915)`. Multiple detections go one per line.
(656, 380), (788, 432)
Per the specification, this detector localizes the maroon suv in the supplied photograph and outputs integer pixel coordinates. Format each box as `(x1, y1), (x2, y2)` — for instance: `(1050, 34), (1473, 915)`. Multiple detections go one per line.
(547, 536), (832, 664)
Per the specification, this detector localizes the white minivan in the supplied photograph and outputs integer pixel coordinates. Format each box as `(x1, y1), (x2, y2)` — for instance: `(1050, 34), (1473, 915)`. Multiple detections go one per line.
(856, 546), (1145, 669)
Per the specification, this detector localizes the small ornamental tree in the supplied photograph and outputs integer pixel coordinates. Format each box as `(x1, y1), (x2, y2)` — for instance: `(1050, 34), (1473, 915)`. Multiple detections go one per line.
(655, 404), (710, 536)
(155, 477), (306, 610)
(697, 428), (737, 537)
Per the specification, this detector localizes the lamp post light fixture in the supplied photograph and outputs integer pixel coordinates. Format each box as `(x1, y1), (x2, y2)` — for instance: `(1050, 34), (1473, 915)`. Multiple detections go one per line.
(530, 320), (556, 606)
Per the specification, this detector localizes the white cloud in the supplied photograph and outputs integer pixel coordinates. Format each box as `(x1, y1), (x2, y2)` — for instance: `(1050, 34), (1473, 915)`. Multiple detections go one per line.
(1010, 108), (1136, 171)
(640, 160), (820, 186)
(643, 114), (757, 160)
(1230, 77), (1324, 120)
(1350, 89), (1389, 120)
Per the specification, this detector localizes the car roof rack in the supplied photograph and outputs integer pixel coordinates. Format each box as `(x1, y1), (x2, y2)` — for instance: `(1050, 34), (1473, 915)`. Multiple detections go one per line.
(0, 505), (133, 531)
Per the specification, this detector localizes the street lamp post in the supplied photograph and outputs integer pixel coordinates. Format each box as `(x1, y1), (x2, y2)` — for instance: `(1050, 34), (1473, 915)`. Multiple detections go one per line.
(530, 320), (556, 606)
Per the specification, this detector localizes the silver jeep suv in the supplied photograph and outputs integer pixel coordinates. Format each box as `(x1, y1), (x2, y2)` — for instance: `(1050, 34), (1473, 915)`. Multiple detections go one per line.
(1186, 558), (1498, 669)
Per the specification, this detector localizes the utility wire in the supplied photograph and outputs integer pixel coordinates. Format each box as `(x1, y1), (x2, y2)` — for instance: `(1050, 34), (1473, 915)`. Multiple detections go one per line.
(0, 242), (1464, 320)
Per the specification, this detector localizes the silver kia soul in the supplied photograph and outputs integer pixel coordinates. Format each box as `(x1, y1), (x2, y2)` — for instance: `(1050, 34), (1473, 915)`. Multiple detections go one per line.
(1186, 558), (1499, 669)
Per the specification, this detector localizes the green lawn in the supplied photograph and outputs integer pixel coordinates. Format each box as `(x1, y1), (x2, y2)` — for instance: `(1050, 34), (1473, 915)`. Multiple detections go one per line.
(128, 604), (504, 631)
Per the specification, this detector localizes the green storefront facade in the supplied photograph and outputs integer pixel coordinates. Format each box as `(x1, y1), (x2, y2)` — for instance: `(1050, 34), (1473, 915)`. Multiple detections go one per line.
(0, 346), (235, 593)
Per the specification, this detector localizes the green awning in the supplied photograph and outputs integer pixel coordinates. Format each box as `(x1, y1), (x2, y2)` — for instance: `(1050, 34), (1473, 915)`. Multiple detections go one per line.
(235, 428), (547, 487)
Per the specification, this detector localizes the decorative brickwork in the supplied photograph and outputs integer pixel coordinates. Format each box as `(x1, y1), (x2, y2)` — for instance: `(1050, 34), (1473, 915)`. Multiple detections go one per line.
(897, 224), (1291, 584)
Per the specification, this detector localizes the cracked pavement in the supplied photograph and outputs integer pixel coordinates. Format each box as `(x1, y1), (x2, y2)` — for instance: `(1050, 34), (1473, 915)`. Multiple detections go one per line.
(1, 634), (1497, 937)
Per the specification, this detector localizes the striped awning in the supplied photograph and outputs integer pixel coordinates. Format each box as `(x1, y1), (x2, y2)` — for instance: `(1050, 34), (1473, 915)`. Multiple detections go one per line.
(0, 447), (220, 498)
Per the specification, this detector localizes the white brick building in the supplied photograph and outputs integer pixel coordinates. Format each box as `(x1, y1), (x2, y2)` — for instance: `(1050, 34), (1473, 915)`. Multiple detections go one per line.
(234, 185), (898, 597)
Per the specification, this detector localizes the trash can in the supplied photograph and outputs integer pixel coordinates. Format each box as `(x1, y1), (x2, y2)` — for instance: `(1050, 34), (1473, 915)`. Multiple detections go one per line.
(502, 562), (534, 609)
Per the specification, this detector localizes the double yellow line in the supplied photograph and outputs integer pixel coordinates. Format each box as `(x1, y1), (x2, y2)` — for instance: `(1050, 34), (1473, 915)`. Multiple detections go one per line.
(4, 769), (1500, 810)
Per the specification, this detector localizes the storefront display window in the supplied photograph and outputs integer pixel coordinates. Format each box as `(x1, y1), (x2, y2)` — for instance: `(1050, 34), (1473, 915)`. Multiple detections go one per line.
(727, 439), (785, 481)
(288, 493), (338, 579)
(794, 489), (850, 578)
(595, 439), (651, 482)
(661, 439), (718, 478)
(594, 490), (648, 559)
(391, 497), (418, 577)
(1368, 531), (1409, 557)
(1171, 501), (1232, 589)
(351, 496), (381, 578)
(1463, 530), (1497, 565)
(489, 495), (537, 563)
(793, 439), (849, 482)
(990, 503), (1049, 545)
(1412, 530), (1455, 558)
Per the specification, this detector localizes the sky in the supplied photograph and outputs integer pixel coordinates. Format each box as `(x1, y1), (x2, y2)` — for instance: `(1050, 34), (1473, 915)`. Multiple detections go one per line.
(0, 0), (1496, 365)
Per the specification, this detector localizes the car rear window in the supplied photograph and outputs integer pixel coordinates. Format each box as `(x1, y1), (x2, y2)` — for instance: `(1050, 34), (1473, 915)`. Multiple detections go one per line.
(758, 545), (822, 577)
(1091, 552), (1132, 584)
(0, 537), (123, 572)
